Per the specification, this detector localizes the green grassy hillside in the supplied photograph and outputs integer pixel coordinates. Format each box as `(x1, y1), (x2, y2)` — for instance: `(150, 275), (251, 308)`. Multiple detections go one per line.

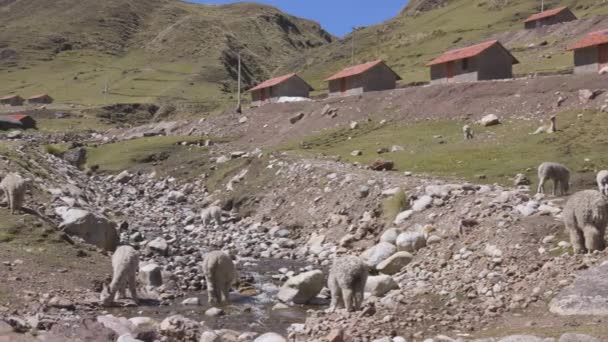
(284, 0), (608, 93)
(0, 0), (333, 107)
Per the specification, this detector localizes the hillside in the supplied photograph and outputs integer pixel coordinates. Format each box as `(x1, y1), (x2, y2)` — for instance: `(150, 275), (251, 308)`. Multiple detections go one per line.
(284, 0), (608, 92)
(0, 0), (332, 108)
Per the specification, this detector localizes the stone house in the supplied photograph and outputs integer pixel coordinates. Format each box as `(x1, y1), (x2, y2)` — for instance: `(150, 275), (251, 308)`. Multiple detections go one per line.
(426, 40), (519, 84)
(325, 60), (401, 97)
(249, 73), (313, 107)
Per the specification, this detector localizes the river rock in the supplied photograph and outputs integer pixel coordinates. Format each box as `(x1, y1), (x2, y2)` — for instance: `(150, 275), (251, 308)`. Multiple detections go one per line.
(376, 252), (413, 275)
(254, 333), (287, 342)
(365, 275), (398, 297)
(147, 237), (169, 256)
(498, 336), (554, 342)
(395, 232), (426, 253)
(96, 315), (134, 337)
(380, 228), (400, 244)
(59, 209), (119, 251)
(205, 307), (224, 317)
(159, 315), (200, 341)
(117, 335), (144, 342)
(550, 262), (608, 316)
(200, 331), (222, 342)
(277, 270), (324, 304)
(139, 263), (163, 287)
(63, 147), (86, 166)
(412, 196), (432, 211)
(128, 317), (157, 341)
(361, 242), (397, 268)
(114, 171), (132, 184)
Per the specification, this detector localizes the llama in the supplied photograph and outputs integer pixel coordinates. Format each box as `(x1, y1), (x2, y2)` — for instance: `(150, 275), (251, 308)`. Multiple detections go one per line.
(100, 245), (139, 306)
(328, 255), (368, 312)
(537, 162), (570, 196)
(0, 173), (28, 214)
(201, 251), (235, 304)
(562, 190), (608, 254)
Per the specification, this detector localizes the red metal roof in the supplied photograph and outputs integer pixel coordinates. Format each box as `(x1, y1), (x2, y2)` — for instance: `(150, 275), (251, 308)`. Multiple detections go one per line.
(524, 7), (569, 23)
(28, 94), (49, 100)
(249, 73), (312, 92)
(567, 29), (608, 50)
(325, 60), (401, 81)
(0, 95), (21, 100)
(426, 40), (519, 66)
(6, 114), (29, 121)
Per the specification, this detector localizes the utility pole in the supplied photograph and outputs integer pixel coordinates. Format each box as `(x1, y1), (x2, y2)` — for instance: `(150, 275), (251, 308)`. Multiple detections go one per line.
(541, 0), (544, 12)
(236, 52), (242, 113)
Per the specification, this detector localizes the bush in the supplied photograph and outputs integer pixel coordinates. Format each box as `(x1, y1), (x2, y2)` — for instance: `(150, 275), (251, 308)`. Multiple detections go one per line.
(382, 188), (408, 222)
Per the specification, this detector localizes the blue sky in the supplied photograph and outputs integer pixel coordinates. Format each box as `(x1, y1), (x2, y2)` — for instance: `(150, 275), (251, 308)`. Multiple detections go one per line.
(190, 1), (406, 37)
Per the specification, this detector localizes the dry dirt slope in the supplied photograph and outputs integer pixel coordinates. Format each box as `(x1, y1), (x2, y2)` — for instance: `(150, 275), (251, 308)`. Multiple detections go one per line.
(0, 0), (332, 106)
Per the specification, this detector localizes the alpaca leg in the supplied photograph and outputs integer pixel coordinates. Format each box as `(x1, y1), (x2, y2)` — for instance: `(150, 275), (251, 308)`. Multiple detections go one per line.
(128, 272), (138, 302)
(206, 277), (218, 304)
(221, 282), (230, 303)
(551, 180), (557, 196)
(8, 190), (14, 214)
(342, 288), (354, 312)
(569, 228), (586, 254)
(583, 225), (606, 252)
(537, 177), (545, 194)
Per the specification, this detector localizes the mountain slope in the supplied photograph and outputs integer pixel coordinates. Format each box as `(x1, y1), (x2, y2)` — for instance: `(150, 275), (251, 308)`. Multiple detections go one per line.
(283, 0), (608, 92)
(0, 0), (333, 108)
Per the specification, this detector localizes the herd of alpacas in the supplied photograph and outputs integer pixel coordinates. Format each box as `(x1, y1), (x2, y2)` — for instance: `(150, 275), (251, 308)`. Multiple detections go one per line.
(1, 158), (608, 311)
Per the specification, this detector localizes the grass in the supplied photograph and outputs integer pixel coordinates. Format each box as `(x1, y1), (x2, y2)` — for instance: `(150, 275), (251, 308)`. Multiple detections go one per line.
(282, 110), (608, 187)
(43, 143), (70, 157)
(85, 136), (205, 172)
(382, 188), (408, 222)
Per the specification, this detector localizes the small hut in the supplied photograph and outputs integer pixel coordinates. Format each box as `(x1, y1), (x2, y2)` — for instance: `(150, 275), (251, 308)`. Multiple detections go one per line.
(426, 40), (519, 84)
(0, 95), (25, 106)
(567, 30), (608, 74)
(524, 7), (577, 29)
(0, 114), (36, 130)
(249, 73), (313, 107)
(27, 94), (53, 104)
(325, 60), (401, 97)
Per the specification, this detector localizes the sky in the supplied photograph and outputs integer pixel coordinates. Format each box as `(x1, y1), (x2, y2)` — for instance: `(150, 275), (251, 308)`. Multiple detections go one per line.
(190, 0), (407, 37)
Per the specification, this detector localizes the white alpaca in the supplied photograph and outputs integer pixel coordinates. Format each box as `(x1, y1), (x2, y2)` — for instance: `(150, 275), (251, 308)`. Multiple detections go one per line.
(537, 162), (570, 196)
(531, 116), (556, 135)
(201, 206), (222, 226)
(462, 124), (474, 140)
(201, 251), (235, 304)
(563, 190), (608, 254)
(0, 173), (28, 214)
(328, 256), (368, 312)
(100, 245), (139, 306)
(597, 170), (608, 196)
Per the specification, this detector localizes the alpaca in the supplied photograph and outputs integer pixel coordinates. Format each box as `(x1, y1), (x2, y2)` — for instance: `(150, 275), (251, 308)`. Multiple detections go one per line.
(562, 190), (608, 254)
(531, 116), (557, 135)
(537, 162), (570, 196)
(201, 206), (222, 226)
(0, 173), (28, 214)
(100, 245), (139, 306)
(596, 170), (608, 196)
(462, 124), (474, 140)
(201, 251), (235, 304)
(328, 255), (368, 312)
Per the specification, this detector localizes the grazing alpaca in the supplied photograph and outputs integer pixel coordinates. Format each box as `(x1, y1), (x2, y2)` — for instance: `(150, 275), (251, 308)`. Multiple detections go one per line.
(100, 245), (139, 306)
(328, 256), (368, 312)
(537, 162), (570, 196)
(562, 190), (608, 254)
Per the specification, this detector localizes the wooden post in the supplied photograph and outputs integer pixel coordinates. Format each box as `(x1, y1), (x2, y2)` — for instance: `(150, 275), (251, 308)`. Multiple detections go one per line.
(236, 52), (242, 114)
(541, 0), (544, 12)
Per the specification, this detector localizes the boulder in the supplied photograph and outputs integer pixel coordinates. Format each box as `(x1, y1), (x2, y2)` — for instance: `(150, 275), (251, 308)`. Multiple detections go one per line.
(128, 317), (157, 341)
(96, 315), (134, 337)
(361, 242), (397, 268)
(393, 210), (413, 225)
(114, 171), (132, 184)
(63, 147), (86, 166)
(59, 209), (119, 251)
(277, 270), (324, 304)
(369, 159), (394, 171)
(395, 232), (426, 253)
(254, 333), (287, 342)
(550, 262), (608, 316)
(376, 252), (413, 275)
(159, 315), (200, 342)
(514, 173), (531, 186)
(139, 263), (163, 287)
(480, 114), (500, 126)
(498, 336), (554, 342)
(289, 112), (305, 124)
(365, 275), (398, 297)
(146, 237), (169, 256)
(200, 331), (222, 342)
(412, 195), (432, 211)
(380, 228), (400, 244)
(117, 335), (144, 342)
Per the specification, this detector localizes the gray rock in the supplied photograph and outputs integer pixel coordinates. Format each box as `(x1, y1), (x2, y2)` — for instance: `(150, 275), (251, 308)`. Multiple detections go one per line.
(277, 270), (324, 304)
(376, 251), (413, 275)
(117, 335), (144, 342)
(365, 275), (398, 297)
(498, 336), (554, 342)
(480, 114), (501, 126)
(96, 315), (134, 337)
(182, 297), (200, 305)
(395, 232), (426, 253)
(139, 263), (163, 287)
(290, 112), (305, 124)
(159, 315), (200, 341)
(550, 262), (608, 316)
(63, 147), (86, 166)
(205, 307), (224, 317)
(128, 317), (157, 341)
(361, 242), (397, 268)
(114, 171), (132, 184)
(147, 237), (169, 256)
(59, 209), (119, 251)
(412, 196), (432, 211)
(200, 331), (222, 342)
(380, 228), (400, 244)
(393, 210), (413, 225)
(358, 185), (370, 198)
(254, 333), (287, 342)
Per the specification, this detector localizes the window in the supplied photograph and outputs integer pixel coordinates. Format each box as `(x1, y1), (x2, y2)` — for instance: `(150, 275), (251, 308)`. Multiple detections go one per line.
(462, 58), (469, 70)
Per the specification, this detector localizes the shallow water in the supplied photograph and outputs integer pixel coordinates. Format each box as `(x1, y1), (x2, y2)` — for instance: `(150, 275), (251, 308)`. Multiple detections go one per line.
(112, 258), (319, 334)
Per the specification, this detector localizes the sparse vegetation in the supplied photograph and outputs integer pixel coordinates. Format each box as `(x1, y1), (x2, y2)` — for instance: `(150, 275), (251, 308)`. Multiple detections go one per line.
(382, 188), (408, 222)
